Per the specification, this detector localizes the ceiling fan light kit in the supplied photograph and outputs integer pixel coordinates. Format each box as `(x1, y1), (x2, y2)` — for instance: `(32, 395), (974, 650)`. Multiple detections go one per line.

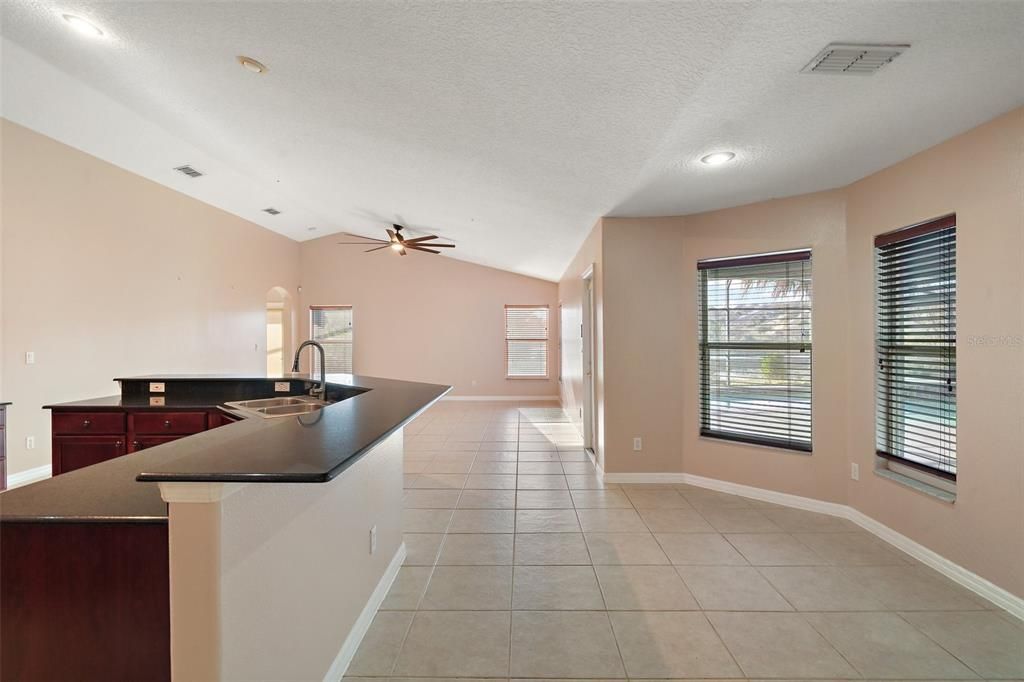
(337, 224), (456, 256)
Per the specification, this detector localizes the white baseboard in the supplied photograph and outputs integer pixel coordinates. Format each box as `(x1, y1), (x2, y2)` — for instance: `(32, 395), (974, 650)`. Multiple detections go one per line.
(601, 470), (1024, 621)
(442, 395), (559, 402)
(5, 464), (52, 490)
(678, 473), (850, 517)
(323, 542), (407, 682)
(845, 508), (1024, 621)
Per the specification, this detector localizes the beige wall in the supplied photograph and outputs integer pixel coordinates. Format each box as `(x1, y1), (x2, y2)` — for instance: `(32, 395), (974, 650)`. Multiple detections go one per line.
(558, 220), (604, 465)
(845, 108), (1024, 597)
(299, 234), (559, 397)
(559, 107), (1023, 598)
(680, 191), (850, 502)
(602, 217), (688, 474)
(0, 120), (301, 476)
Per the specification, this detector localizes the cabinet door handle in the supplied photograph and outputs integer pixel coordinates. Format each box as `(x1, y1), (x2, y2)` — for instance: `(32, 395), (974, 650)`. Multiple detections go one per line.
(132, 440), (141, 450)
(82, 419), (91, 428)
(164, 420), (172, 429)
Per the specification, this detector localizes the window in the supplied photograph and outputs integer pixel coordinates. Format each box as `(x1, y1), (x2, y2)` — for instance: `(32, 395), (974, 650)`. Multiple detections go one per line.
(505, 305), (549, 378)
(698, 250), (812, 451)
(310, 306), (353, 374)
(875, 215), (956, 480)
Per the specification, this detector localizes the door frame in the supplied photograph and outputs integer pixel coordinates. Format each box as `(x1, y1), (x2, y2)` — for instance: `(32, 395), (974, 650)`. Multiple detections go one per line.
(581, 265), (596, 452)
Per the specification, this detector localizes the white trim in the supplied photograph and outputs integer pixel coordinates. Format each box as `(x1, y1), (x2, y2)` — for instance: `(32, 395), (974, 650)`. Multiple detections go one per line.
(599, 470), (1024, 620)
(846, 508), (1023, 620)
(323, 542), (407, 682)
(4, 464), (52, 489)
(442, 395), (559, 402)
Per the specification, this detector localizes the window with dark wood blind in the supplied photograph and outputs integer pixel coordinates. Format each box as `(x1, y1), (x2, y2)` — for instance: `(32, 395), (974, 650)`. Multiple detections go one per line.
(698, 250), (812, 451)
(875, 215), (957, 479)
(310, 305), (353, 374)
(506, 305), (549, 378)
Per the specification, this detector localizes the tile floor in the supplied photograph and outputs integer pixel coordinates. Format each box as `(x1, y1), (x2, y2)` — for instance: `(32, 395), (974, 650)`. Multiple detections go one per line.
(347, 401), (1024, 681)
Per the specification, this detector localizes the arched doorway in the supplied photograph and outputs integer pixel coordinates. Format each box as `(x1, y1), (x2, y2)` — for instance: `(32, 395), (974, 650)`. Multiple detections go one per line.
(265, 287), (293, 376)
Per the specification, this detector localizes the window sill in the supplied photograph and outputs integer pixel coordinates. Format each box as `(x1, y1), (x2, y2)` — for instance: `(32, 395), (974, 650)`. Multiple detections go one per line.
(506, 376), (550, 381)
(698, 435), (812, 456)
(874, 467), (956, 503)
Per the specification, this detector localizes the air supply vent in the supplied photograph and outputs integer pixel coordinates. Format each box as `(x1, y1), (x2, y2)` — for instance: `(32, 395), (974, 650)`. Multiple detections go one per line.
(262, 207), (281, 215)
(174, 164), (203, 178)
(801, 43), (909, 75)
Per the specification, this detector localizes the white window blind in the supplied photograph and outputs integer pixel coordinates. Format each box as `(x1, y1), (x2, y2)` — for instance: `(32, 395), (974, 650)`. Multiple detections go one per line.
(875, 215), (957, 479)
(506, 305), (549, 378)
(698, 250), (813, 452)
(310, 306), (353, 374)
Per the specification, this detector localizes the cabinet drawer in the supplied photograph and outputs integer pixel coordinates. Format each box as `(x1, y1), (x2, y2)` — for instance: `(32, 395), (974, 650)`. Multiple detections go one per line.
(53, 412), (126, 435)
(133, 412), (207, 435)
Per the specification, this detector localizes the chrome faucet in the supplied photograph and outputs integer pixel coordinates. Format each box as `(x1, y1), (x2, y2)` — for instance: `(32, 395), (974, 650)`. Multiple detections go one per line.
(291, 340), (327, 401)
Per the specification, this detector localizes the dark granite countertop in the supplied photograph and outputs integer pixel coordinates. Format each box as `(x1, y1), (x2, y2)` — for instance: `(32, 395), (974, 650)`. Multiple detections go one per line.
(44, 394), (232, 411)
(0, 373), (449, 523)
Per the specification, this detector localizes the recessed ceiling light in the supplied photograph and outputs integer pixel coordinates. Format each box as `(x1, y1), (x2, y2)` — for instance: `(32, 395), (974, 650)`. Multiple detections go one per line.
(237, 56), (267, 74)
(307, 227), (318, 232)
(700, 152), (736, 166)
(62, 14), (104, 38)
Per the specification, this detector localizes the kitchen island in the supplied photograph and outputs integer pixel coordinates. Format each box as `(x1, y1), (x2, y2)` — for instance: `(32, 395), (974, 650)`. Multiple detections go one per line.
(0, 373), (449, 681)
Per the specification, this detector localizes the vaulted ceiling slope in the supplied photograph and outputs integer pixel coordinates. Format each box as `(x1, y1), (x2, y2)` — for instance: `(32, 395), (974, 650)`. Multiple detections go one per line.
(2, 1), (1021, 281)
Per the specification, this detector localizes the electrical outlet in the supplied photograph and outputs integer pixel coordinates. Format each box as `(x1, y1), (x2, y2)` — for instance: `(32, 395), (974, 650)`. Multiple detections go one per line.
(633, 437), (642, 451)
(369, 525), (377, 555)
(851, 462), (860, 481)
(149, 382), (165, 393)
(26, 436), (35, 450)
(25, 351), (35, 365)
(274, 382), (290, 392)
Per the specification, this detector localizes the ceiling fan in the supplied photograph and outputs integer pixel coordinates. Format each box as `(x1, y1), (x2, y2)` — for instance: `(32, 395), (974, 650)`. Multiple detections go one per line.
(337, 224), (455, 256)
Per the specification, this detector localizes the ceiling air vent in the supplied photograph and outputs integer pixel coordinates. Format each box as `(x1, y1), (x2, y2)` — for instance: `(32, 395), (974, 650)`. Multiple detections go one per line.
(262, 207), (281, 215)
(801, 43), (909, 75)
(174, 164), (203, 178)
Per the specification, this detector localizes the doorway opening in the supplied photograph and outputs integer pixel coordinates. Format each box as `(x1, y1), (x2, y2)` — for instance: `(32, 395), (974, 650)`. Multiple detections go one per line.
(581, 266), (596, 452)
(265, 286), (293, 376)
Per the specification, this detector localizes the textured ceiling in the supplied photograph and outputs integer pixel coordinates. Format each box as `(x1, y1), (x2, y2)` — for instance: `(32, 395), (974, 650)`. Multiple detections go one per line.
(2, 1), (1022, 280)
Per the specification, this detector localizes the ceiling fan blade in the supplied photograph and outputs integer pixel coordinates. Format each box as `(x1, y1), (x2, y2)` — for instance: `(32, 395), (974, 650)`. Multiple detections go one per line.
(338, 240), (388, 244)
(399, 246), (407, 256)
(386, 228), (397, 242)
(364, 245), (391, 252)
(403, 235), (439, 244)
(417, 242), (455, 248)
(406, 244), (441, 254)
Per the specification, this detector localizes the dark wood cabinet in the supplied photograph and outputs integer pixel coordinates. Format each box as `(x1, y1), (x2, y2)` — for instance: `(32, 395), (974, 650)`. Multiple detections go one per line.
(52, 411), (126, 435)
(53, 436), (126, 475)
(51, 408), (234, 475)
(132, 411), (207, 435)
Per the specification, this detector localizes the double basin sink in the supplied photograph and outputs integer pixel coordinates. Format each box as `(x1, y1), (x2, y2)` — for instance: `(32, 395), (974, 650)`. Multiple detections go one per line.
(224, 395), (330, 419)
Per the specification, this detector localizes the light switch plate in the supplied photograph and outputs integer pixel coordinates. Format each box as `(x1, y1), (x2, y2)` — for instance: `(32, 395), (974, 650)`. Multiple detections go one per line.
(633, 437), (642, 451)
(149, 382), (165, 393)
(275, 382), (290, 392)
(149, 396), (166, 406)
(25, 351), (35, 365)
(851, 462), (860, 481)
